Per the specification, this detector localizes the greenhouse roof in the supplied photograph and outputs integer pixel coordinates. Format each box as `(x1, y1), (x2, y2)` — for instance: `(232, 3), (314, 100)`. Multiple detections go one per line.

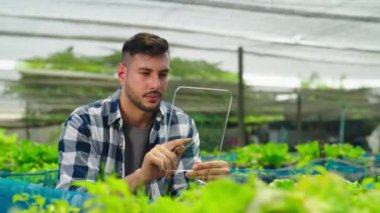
(1, 0), (380, 89)
(152, 0), (380, 88)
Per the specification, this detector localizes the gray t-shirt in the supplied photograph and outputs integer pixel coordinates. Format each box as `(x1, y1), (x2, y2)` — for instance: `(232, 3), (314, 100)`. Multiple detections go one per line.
(123, 122), (151, 176)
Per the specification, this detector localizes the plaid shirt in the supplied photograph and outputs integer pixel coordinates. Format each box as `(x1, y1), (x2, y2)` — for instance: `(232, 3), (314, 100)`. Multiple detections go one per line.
(56, 89), (200, 198)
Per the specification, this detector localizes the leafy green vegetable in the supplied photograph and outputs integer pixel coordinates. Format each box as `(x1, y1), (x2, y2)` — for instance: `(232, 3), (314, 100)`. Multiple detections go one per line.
(233, 143), (294, 169)
(0, 129), (58, 173)
(268, 178), (295, 190)
(295, 141), (320, 167)
(76, 177), (149, 213)
(324, 143), (365, 161)
(13, 173), (380, 213)
(19, 48), (237, 82)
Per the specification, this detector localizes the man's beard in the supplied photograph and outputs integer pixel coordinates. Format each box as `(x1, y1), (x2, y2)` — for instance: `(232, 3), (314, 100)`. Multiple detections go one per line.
(125, 87), (162, 112)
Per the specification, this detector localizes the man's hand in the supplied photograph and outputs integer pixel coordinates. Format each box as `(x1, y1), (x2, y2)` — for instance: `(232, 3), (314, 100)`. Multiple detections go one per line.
(139, 138), (191, 183)
(185, 160), (230, 181)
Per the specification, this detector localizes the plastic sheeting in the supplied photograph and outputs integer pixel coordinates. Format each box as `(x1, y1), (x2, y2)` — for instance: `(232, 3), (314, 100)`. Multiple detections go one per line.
(1, 0), (380, 88)
(0, 178), (88, 212)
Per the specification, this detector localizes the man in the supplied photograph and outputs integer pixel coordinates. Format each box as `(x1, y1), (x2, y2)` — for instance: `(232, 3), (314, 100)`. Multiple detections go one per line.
(56, 32), (229, 198)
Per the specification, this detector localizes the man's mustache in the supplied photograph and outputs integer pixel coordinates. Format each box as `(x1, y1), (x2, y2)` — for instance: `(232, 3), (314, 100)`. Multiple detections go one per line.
(143, 91), (162, 97)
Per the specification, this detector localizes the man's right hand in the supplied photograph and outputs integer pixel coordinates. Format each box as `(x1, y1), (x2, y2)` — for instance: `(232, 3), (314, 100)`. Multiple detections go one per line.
(139, 138), (192, 183)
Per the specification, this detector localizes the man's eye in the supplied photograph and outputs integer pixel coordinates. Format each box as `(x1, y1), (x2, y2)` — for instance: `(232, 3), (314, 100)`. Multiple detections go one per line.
(140, 72), (149, 76)
(160, 73), (168, 78)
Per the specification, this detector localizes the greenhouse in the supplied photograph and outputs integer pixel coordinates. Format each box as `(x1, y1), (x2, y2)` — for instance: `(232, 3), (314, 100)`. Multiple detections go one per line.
(1, 0), (380, 212)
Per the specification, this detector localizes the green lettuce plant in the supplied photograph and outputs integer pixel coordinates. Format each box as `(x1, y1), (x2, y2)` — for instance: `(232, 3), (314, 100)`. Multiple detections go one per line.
(295, 141), (320, 167)
(0, 129), (58, 173)
(233, 143), (295, 169)
(323, 143), (365, 162)
(12, 173), (380, 213)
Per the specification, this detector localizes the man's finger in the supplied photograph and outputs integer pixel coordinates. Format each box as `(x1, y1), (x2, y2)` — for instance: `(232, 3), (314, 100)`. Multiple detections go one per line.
(189, 174), (226, 181)
(164, 170), (174, 179)
(157, 146), (177, 170)
(186, 167), (230, 177)
(194, 159), (202, 165)
(164, 138), (192, 150)
(185, 169), (229, 181)
(152, 149), (170, 170)
(149, 153), (165, 170)
(192, 160), (229, 170)
(173, 146), (185, 155)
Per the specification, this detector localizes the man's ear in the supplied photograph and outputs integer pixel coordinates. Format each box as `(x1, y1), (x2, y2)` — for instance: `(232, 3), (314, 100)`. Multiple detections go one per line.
(117, 63), (126, 85)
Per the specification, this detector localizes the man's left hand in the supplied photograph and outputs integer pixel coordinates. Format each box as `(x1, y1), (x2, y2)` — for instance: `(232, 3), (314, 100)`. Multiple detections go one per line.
(185, 160), (230, 181)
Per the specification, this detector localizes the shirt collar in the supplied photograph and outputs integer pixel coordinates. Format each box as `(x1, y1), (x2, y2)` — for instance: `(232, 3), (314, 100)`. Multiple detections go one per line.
(108, 89), (122, 126)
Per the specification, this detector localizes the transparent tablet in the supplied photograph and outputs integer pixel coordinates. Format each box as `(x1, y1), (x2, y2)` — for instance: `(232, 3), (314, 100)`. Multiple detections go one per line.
(165, 86), (233, 172)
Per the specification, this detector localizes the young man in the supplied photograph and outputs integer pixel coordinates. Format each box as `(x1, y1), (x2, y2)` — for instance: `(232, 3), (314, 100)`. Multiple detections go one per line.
(56, 33), (229, 198)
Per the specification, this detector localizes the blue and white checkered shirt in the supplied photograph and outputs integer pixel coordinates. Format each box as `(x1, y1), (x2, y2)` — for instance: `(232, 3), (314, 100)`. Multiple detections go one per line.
(56, 89), (200, 198)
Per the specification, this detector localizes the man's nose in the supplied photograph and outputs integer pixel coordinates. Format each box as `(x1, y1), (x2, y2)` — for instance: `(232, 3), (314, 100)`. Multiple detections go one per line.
(148, 75), (160, 90)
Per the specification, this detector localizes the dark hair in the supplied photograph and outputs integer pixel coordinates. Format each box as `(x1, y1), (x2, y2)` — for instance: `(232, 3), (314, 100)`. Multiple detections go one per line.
(122, 33), (169, 59)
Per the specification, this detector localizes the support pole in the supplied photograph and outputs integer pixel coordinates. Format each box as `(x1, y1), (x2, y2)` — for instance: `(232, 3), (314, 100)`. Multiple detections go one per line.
(238, 47), (246, 145)
(339, 105), (346, 144)
(296, 90), (302, 144)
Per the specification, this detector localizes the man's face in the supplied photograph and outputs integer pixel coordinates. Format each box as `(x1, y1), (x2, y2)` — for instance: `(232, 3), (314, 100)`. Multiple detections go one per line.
(122, 52), (169, 112)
